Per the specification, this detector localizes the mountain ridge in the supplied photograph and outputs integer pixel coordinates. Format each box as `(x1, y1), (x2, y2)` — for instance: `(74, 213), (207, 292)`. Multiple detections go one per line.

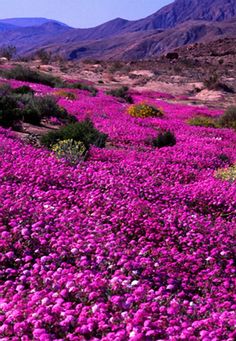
(0, 17), (69, 28)
(0, 0), (235, 60)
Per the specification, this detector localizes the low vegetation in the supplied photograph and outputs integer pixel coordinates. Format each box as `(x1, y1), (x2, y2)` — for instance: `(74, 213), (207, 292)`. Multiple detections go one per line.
(216, 164), (236, 182)
(53, 90), (77, 100)
(40, 118), (107, 150)
(52, 139), (87, 164)
(0, 84), (75, 129)
(188, 107), (236, 130)
(0, 65), (62, 87)
(204, 73), (234, 93)
(187, 115), (219, 128)
(152, 130), (176, 148)
(218, 106), (236, 129)
(106, 86), (133, 103)
(128, 102), (164, 118)
(62, 81), (98, 96)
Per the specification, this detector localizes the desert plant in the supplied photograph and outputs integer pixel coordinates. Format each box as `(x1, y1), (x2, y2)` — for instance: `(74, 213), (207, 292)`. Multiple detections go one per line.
(13, 85), (35, 95)
(106, 86), (133, 103)
(0, 84), (13, 96)
(52, 139), (87, 164)
(128, 102), (164, 118)
(218, 106), (236, 129)
(0, 87), (75, 128)
(0, 45), (16, 60)
(40, 118), (107, 150)
(152, 130), (176, 148)
(53, 90), (76, 100)
(0, 65), (62, 87)
(63, 82), (98, 96)
(32, 96), (76, 124)
(21, 100), (41, 125)
(204, 73), (234, 93)
(0, 94), (22, 128)
(215, 164), (236, 182)
(187, 115), (219, 128)
(218, 153), (231, 164)
(36, 49), (52, 64)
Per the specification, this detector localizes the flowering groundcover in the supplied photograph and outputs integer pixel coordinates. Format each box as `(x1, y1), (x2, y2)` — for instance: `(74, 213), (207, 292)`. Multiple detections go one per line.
(0, 82), (235, 340)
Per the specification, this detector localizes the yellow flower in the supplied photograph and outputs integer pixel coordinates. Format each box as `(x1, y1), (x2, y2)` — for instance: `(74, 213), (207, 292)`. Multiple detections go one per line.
(127, 102), (164, 118)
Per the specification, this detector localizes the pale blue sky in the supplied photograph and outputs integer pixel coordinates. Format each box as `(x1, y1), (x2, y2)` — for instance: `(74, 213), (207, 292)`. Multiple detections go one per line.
(0, 0), (172, 28)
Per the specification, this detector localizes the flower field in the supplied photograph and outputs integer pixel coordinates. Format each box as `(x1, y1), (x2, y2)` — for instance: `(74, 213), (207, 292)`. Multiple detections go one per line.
(0, 80), (236, 340)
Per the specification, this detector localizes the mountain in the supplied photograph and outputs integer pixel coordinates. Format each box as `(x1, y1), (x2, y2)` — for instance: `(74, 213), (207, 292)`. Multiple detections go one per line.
(0, 18), (69, 28)
(41, 17), (236, 61)
(0, 0), (235, 60)
(0, 22), (73, 55)
(125, 0), (236, 32)
(0, 22), (17, 32)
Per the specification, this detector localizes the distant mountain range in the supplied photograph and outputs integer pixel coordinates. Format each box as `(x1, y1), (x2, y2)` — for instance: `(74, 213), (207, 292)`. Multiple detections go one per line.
(0, 18), (69, 28)
(0, 0), (235, 60)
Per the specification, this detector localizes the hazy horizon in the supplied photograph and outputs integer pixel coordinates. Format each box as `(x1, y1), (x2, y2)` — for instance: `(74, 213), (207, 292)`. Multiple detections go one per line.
(0, 0), (172, 28)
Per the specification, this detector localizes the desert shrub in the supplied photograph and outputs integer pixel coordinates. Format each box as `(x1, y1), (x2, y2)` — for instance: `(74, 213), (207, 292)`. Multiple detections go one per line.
(0, 65), (62, 87)
(187, 115), (219, 128)
(216, 164), (236, 182)
(109, 61), (123, 73)
(12, 85), (35, 95)
(52, 139), (86, 164)
(34, 96), (64, 118)
(204, 73), (234, 93)
(41, 118), (107, 150)
(0, 94), (22, 128)
(33, 96), (76, 124)
(21, 98), (41, 125)
(218, 153), (231, 164)
(218, 106), (236, 129)
(0, 45), (16, 60)
(36, 49), (52, 64)
(106, 86), (133, 103)
(53, 90), (76, 100)
(0, 85), (40, 126)
(63, 82), (98, 96)
(0, 87), (75, 128)
(0, 84), (12, 96)
(128, 102), (164, 118)
(152, 130), (176, 148)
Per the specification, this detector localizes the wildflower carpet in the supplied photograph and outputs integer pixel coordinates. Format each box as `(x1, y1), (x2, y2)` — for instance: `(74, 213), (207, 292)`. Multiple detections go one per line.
(0, 79), (235, 340)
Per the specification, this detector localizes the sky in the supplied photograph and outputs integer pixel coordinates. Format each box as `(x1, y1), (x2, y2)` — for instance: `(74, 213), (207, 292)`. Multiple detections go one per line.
(0, 0), (172, 28)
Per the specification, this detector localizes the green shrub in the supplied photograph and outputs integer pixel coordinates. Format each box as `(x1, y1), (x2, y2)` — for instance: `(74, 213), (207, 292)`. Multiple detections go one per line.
(21, 98), (41, 125)
(187, 115), (219, 128)
(152, 130), (176, 148)
(0, 84), (12, 96)
(0, 86), (75, 128)
(62, 82), (98, 96)
(52, 139), (87, 164)
(215, 164), (236, 182)
(0, 95), (22, 128)
(40, 118), (107, 150)
(0, 65), (62, 87)
(218, 106), (236, 129)
(128, 102), (164, 118)
(13, 85), (35, 95)
(218, 153), (230, 164)
(106, 86), (133, 103)
(32, 96), (76, 124)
